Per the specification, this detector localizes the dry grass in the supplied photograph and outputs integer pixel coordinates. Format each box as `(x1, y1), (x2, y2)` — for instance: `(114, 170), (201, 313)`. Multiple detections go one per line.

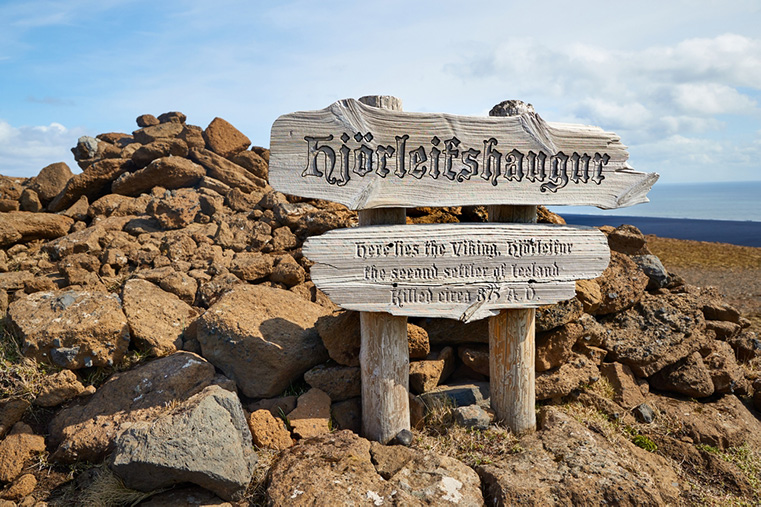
(0, 319), (48, 401)
(647, 236), (761, 270)
(240, 448), (280, 507)
(410, 398), (521, 467)
(76, 466), (163, 507)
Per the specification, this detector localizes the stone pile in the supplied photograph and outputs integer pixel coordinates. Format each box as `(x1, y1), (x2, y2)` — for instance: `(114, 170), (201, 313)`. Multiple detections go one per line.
(0, 111), (759, 505)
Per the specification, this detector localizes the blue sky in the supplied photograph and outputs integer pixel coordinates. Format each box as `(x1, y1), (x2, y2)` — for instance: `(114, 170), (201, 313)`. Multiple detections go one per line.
(1, 0), (759, 184)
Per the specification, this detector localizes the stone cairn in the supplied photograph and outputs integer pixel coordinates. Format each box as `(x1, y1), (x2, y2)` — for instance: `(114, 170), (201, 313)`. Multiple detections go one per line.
(0, 111), (759, 505)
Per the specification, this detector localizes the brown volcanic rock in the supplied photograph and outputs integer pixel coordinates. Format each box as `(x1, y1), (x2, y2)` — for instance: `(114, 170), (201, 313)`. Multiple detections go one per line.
(197, 284), (330, 398)
(247, 409), (292, 450)
(131, 139), (188, 168)
(34, 369), (94, 407)
(133, 121), (183, 144)
(593, 251), (649, 315)
(231, 151), (268, 180)
(0, 423), (46, 483)
(112, 156), (204, 196)
(599, 362), (646, 409)
(122, 279), (199, 356)
(8, 289), (130, 369)
(48, 158), (134, 211)
(535, 322), (582, 372)
(267, 430), (483, 506)
(48, 351), (216, 463)
(650, 351), (715, 398)
(29, 161), (73, 204)
(304, 364), (361, 401)
(0, 211), (73, 246)
(600, 293), (709, 377)
(146, 188), (202, 229)
(605, 224), (651, 255)
(136, 114), (159, 127)
(477, 406), (680, 506)
(287, 388), (332, 439)
(536, 297), (583, 332)
(190, 148), (266, 193)
(203, 117), (251, 158)
(535, 354), (600, 400)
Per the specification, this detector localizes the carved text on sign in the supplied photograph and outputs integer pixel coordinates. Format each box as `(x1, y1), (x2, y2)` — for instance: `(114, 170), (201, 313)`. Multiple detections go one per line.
(304, 223), (610, 322)
(302, 132), (609, 193)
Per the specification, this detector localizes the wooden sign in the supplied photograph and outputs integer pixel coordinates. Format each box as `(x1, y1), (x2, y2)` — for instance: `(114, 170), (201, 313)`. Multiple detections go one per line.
(270, 99), (658, 210)
(304, 223), (610, 322)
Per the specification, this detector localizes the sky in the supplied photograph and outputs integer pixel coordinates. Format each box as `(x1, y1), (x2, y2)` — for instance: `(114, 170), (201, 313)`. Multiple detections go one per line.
(0, 0), (760, 185)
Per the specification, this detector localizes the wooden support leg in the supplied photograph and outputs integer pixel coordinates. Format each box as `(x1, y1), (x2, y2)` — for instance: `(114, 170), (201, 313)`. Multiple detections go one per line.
(357, 96), (410, 443)
(488, 204), (538, 434)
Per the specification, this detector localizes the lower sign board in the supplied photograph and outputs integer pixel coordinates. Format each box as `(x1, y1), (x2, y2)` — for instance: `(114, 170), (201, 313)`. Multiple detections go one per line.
(304, 223), (610, 322)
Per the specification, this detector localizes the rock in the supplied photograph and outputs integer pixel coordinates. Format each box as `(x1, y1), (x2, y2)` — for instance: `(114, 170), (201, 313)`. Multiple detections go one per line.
(203, 117), (251, 158)
(247, 409), (292, 450)
(88, 193), (150, 218)
(135, 114), (159, 127)
(122, 279), (199, 357)
(247, 396), (297, 418)
(575, 279), (602, 313)
(157, 111), (187, 124)
(71, 135), (99, 161)
(593, 251), (649, 315)
(266, 430), (483, 506)
(138, 486), (230, 507)
(228, 252), (274, 282)
(0, 272), (34, 292)
(0, 212), (73, 244)
(633, 403), (656, 423)
(478, 406), (680, 506)
(631, 254), (670, 289)
(702, 340), (750, 395)
(62, 195), (89, 221)
(270, 226), (298, 251)
(599, 362), (646, 409)
(705, 320), (740, 340)
(269, 254), (306, 287)
(536, 298), (583, 332)
(658, 395), (761, 450)
(178, 124), (205, 150)
(453, 405), (490, 430)
(196, 273), (242, 308)
(407, 323), (431, 359)
(304, 364), (361, 401)
(605, 224), (650, 255)
(754, 379), (761, 412)
(535, 322), (582, 372)
(702, 301), (742, 323)
(1, 473), (36, 501)
(48, 352), (215, 463)
(331, 398), (361, 433)
(0, 199), (19, 212)
(48, 158), (133, 211)
(418, 382), (490, 410)
(649, 352), (715, 398)
(34, 369), (93, 407)
(0, 423), (46, 483)
(19, 188), (42, 212)
(132, 122), (183, 144)
(251, 146), (270, 163)
(316, 311), (435, 367)
(535, 354), (600, 400)
(231, 151), (268, 180)
(112, 156), (205, 196)
(0, 400), (29, 440)
(458, 344), (489, 376)
(225, 187), (265, 213)
(8, 289), (130, 369)
(197, 284), (330, 398)
(28, 162), (73, 204)
(727, 330), (761, 362)
(287, 388), (332, 439)
(146, 188), (201, 229)
(109, 385), (256, 501)
(0, 221), (22, 247)
(131, 139), (188, 168)
(600, 293), (709, 377)
(409, 347), (456, 394)
(418, 317), (489, 345)
(190, 148), (265, 193)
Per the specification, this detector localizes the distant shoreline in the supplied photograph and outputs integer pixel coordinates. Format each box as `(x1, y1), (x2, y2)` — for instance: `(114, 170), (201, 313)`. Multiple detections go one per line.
(561, 214), (761, 248)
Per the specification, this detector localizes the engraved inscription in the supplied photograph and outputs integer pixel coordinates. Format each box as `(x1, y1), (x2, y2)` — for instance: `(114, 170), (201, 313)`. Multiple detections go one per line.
(302, 132), (609, 192)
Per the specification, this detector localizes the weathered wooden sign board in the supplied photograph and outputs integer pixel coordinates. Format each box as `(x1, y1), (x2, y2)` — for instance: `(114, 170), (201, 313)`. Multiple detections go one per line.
(270, 96), (656, 443)
(270, 98), (658, 210)
(304, 223), (609, 322)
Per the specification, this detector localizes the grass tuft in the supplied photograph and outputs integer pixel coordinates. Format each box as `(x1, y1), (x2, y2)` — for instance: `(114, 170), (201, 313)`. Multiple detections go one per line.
(78, 466), (163, 507)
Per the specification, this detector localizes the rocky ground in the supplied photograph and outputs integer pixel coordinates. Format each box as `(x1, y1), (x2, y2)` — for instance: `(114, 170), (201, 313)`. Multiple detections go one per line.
(0, 112), (760, 506)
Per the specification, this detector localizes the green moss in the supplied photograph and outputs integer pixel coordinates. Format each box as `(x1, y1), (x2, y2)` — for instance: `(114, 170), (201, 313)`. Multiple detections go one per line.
(632, 434), (657, 452)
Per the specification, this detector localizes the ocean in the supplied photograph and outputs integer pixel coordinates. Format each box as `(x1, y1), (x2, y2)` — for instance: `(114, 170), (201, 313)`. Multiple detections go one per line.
(548, 181), (761, 247)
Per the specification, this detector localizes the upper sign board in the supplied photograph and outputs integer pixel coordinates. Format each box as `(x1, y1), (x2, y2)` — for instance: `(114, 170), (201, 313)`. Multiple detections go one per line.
(270, 99), (658, 210)
(304, 223), (610, 322)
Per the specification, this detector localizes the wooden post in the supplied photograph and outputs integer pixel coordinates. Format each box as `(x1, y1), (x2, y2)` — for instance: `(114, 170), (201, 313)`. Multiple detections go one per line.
(357, 95), (410, 443)
(488, 100), (538, 434)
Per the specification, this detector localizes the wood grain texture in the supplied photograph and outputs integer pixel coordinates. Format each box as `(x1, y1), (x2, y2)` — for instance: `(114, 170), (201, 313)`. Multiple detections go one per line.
(269, 98), (658, 209)
(489, 201), (538, 433)
(356, 95), (410, 444)
(303, 223), (610, 322)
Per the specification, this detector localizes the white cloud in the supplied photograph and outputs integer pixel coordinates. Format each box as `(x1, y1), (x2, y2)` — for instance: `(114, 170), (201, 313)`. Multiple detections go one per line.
(0, 120), (84, 178)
